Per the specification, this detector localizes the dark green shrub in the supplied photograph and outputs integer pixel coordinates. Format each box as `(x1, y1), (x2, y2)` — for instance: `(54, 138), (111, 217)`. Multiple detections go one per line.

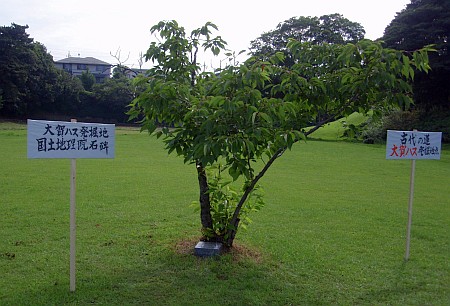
(362, 108), (449, 143)
(361, 118), (384, 144)
(417, 108), (450, 143)
(362, 110), (420, 144)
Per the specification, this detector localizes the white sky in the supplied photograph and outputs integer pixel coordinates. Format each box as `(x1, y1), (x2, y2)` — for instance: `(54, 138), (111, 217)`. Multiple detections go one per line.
(1, 0), (409, 69)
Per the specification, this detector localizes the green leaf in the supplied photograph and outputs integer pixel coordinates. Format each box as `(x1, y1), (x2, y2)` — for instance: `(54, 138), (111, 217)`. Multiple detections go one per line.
(252, 112), (258, 125)
(401, 55), (410, 78)
(228, 166), (240, 181)
(203, 143), (210, 156)
(259, 112), (272, 124)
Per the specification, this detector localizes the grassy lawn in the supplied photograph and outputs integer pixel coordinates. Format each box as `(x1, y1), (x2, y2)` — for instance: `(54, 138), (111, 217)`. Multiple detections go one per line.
(306, 112), (368, 140)
(0, 122), (449, 305)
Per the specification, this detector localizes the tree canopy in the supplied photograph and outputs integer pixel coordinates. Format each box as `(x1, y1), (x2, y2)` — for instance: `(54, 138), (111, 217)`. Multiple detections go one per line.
(80, 70), (96, 91)
(0, 23), (44, 116)
(0, 23), (85, 117)
(249, 14), (365, 65)
(382, 0), (450, 109)
(129, 20), (431, 247)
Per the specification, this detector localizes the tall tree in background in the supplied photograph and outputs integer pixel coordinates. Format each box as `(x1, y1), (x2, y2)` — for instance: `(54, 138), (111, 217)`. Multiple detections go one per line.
(52, 69), (84, 115)
(250, 14), (365, 66)
(80, 70), (96, 91)
(0, 23), (36, 116)
(91, 75), (138, 122)
(382, 0), (450, 110)
(0, 23), (82, 117)
(249, 14), (366, 124)
(26, 42), (60, 114)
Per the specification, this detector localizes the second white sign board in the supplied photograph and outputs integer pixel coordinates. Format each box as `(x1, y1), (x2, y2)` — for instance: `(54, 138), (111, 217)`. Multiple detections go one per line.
(386, 130), (442, 160)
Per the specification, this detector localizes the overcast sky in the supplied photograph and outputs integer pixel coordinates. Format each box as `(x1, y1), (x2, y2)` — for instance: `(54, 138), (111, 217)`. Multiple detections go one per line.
(1, 0), (409, 69)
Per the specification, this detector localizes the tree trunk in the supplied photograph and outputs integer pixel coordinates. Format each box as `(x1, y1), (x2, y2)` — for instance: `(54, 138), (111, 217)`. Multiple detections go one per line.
(196, 162), (213, 234)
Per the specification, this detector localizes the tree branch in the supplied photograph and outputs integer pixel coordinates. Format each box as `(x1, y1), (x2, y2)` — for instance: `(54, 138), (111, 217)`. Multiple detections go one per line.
(304, 113), (339, 137)
(225, 97), (359, 246)
(304, 96), (359, 137)
(225, 146), (285, 246)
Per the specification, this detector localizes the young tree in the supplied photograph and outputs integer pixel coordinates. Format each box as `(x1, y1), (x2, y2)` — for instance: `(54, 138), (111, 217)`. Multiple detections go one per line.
(129, 20), (431, 248)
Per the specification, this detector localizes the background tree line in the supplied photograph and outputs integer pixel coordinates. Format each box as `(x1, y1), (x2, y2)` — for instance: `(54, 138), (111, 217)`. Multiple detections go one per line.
(0, 23), (138, 123)
(1, 0), (448, 140)
(376, 0), (450, 143)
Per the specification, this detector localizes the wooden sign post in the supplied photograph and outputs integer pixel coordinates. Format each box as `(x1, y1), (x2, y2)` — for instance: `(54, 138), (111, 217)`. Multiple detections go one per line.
(27, 119), (115, 291)
(386, 130), (442, 261)
(70, 119), (77, 292)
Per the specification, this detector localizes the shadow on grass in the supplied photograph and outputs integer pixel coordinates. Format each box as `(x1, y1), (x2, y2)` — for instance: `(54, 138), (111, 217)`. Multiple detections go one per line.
(2, 238), (291, 305)
(354, 261), (440, 305)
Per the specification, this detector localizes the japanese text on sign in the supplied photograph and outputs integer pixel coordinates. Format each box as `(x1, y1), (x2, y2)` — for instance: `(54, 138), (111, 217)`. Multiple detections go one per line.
(27, 120), (115, 159)
(386, 130), (441, 160)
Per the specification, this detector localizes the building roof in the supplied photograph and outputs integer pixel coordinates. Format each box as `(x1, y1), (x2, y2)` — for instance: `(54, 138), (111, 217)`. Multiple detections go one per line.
(55, 57), (111, 66)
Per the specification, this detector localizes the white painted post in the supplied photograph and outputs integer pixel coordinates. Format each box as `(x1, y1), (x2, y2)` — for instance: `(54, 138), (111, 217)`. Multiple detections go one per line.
(70, 119), (77, 292)
(405, 130), (417, 261)
(405, 158), (416, 261)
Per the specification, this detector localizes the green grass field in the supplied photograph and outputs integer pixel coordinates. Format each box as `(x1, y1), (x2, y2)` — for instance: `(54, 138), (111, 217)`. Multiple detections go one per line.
(1, 122), (449, 305)
(306, 112), (368, 140)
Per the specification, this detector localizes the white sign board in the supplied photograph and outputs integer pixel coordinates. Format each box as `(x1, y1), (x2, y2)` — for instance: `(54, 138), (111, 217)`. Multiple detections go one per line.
(27, 119), (115, 159)
(386, 130), (442, 160)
